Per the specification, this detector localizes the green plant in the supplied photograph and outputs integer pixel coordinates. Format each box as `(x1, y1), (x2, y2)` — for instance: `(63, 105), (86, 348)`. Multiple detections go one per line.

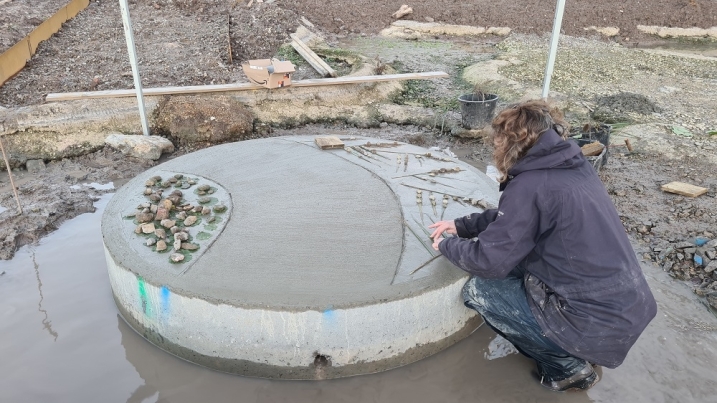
(275, 45), (304, 67)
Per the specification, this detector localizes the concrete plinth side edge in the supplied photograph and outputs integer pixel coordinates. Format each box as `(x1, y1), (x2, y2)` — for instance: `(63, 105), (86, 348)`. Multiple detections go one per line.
(106, 246), (481, 380)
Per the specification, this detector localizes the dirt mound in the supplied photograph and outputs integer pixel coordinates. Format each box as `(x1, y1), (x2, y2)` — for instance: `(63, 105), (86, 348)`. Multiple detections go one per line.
(153, 96), (254, 147)
(592, 92), (662, 123)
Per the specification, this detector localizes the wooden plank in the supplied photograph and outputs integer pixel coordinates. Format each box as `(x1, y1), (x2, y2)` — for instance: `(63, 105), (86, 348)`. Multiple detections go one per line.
(28, 6), (67, 53)
(314, 136), (344, 150)
(661, 181), (708, 197)
(45, 71), (449, 101)
(0, 0), (90, 86)
(0, 39), (31, 85)
(289, 33), (337, 78)
(580, 141), (604, 157)
(66, 0), (90, 18)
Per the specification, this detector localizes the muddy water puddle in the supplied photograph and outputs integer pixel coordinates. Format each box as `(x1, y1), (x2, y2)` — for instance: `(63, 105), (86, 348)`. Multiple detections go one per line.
(1, 193), (716, 403)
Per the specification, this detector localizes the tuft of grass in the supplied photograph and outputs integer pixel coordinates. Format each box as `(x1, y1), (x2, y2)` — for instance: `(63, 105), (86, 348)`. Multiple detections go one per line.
(275, 45), (305, 67)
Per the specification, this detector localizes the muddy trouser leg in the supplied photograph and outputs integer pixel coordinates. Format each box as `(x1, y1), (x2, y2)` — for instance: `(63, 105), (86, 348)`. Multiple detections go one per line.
(461, 268), (589, 382)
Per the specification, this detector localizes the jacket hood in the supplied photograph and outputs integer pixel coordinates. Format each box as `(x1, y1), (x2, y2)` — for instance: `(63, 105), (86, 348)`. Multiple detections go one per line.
(509, 128), (583, 176)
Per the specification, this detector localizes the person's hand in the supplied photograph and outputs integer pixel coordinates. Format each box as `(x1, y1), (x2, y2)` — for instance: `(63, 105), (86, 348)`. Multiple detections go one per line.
(432, 235), (443, 251)
(428, 220), (456, 251)
(428, 220), (457, 240)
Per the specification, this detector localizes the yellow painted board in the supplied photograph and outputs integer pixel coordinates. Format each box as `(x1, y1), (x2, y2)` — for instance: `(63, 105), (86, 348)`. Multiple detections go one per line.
(66, 0), (90, 18)
(28, 6), (67, 53)
(1, 0), (90, 86)
(0, 40), (31, 85)
(661, 181), (708, 197)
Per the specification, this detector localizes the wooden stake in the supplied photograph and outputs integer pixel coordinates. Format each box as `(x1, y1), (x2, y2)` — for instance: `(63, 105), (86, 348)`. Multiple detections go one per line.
(624, 139), (634, 152)
(0, 136), (22, 214)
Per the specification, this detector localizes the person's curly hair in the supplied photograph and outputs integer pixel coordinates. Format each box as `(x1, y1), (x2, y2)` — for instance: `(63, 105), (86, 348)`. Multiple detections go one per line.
(490, 100), (569, 182)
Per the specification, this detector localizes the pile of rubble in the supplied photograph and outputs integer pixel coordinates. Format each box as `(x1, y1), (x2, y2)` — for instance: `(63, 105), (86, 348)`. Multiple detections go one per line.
(650, 236), (717, 309)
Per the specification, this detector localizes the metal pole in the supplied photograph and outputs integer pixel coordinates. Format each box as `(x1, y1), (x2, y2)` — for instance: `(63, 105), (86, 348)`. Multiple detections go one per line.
(118, 0), (150, 136)
(0, 136), (22, 215)
(541, 0), (567, 99)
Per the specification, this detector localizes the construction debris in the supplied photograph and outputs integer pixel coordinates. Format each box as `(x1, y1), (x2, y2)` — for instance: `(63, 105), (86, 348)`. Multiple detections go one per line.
(661, 181), (708, 198)
(581, 141), (605, 157)
(392, 4), (413, 19)
(290, 33), (337, 78)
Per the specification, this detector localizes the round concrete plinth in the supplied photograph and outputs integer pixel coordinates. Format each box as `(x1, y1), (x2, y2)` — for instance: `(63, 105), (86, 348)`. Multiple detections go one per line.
(102, 136), (500, 379)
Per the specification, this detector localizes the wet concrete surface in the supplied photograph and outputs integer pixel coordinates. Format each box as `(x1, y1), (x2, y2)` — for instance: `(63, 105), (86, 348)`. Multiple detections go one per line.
(1, 193), (717, 403)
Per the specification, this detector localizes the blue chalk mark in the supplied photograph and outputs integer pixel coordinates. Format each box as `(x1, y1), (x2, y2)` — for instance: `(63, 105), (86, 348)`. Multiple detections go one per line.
(160, 286), (171, 320)
(694, 255), (703, 266)
(322, 306), (335, 323)
(695, 237), (708, 247)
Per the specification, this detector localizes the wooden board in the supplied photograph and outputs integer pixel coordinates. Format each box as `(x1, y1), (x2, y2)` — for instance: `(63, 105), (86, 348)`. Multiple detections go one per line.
(290, 33), (337, 78)
(314, 136), (344, 150)
(0, 0), (89, 86)
(661, 181), (708, 197)
(580, 141), (604, 157)
(45, 71), (449, 101)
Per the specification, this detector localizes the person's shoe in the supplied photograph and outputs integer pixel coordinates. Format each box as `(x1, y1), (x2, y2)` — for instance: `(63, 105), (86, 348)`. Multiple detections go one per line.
(539, 364), (600, 392)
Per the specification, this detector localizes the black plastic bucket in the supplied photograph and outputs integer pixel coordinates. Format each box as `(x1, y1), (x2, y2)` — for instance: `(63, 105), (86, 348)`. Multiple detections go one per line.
(571, 124), (611, 165)
(458, 93), (499, 129)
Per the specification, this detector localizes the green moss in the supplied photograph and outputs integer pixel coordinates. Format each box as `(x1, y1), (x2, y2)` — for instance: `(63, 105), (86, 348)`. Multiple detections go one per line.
(275, 45), (305, 67)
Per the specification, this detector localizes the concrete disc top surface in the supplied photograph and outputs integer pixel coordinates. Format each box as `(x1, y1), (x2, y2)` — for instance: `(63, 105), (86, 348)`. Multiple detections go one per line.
(102, 136), (500, 311)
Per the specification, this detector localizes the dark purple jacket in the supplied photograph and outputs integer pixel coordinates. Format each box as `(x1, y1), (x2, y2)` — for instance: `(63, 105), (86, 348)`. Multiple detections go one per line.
(439, 129), (656, 368)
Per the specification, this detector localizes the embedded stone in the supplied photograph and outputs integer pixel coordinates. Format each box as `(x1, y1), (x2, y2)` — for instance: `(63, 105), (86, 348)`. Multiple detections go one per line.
(213, 204), (227, 213)
(156, 240), (167, 251)
(198, 197), (211, 204)
(146, 238), (157, 247)
(181, 243), (199, 251)
(144, 187), (153, 195)
(184, 216), (198, 226)
(155, 207), (169, 221)
(160, 219), (176, 228)
(170, 253), (185, 262)
(141, 223), (156, 234)
(201, 207), (211, 215)
(198, 184), (211, 191)
(136, 212), (155, 223)
(154, 228), (167, 239)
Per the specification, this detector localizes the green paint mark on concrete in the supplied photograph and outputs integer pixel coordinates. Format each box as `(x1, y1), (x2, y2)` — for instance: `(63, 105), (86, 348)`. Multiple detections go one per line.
(196, 231), (211, 241)
(138, 276), (152, 317)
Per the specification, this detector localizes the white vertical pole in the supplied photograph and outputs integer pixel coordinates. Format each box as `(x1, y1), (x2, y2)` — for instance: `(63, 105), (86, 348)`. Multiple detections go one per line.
(118, 0), (150, 136)
(541, 0), (567, 100)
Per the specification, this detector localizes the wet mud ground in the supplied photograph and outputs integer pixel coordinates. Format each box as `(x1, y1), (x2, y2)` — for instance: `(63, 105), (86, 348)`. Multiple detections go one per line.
(1, 192), (716, 403)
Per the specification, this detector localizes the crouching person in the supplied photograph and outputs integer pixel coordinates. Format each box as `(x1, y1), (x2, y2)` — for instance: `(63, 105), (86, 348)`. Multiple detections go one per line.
(429, 100), (656, 392)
